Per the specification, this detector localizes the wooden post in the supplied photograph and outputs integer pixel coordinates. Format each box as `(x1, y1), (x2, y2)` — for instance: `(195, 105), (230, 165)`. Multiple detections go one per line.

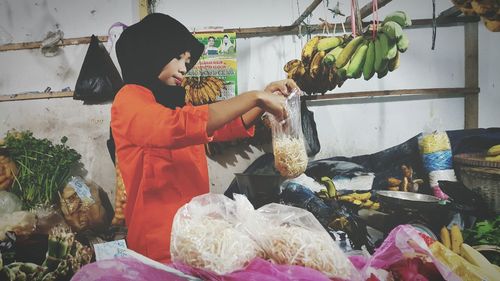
(464, 22), (479, 129)
(139, 0), (148, 20)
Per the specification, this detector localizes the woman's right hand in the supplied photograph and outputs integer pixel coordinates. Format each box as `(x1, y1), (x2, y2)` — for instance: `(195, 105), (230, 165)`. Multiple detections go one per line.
(257, 91), (288, 120)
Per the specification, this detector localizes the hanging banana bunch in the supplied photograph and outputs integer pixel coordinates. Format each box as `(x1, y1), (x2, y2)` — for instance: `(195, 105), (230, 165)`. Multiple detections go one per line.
(284, 11), (412, 95)
(182, 76), (226, 105)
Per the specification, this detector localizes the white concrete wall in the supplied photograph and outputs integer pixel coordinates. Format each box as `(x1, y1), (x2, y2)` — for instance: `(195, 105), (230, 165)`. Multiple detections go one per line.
(1, 0), (499, 198)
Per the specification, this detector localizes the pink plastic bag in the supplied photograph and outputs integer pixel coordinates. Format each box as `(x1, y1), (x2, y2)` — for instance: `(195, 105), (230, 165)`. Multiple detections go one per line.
(361, 225), (461, 281)
(172, 257), (333, 281)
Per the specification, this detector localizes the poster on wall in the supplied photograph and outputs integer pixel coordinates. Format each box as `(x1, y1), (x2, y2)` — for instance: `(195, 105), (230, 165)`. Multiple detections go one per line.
(183, 32), (237, 105)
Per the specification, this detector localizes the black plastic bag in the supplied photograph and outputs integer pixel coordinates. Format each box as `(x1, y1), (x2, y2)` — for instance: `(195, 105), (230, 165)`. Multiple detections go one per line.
(301, 100), (321, 156)
(74, 35), (123, 104)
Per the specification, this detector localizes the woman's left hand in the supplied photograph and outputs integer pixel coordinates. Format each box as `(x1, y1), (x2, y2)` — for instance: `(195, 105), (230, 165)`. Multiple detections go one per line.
(264, 79), (300, 96)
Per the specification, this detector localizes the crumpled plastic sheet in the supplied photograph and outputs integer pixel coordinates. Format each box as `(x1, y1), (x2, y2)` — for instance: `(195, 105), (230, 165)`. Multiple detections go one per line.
(172, 257), (334, 281)
(71, 256), (201, 281)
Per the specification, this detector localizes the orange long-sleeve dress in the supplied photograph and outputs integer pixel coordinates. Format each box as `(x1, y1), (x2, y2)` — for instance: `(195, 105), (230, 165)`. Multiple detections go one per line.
(111, 84), (254, 263)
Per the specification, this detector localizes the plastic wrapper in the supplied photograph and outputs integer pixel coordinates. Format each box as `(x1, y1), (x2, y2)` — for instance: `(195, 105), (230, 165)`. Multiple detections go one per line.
(170, 194), (263, 275)
(361, 224), (463, 281)
(173, 257), (332, 281)
(60, 176), (112, 232)
(0, 211), (36, 241)
(267, 89), (308, 178)
(418, 131), (456, 199)
(32, 205), (67, 235)
(71, 249), (200, 281)
(0, 191), (22, 215)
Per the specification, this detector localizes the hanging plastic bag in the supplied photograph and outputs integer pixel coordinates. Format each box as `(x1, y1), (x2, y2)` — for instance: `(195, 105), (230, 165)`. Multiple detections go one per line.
(301, 100), (321, 156)
(74, 35), (123, 104)
(267, 89), (308, 178)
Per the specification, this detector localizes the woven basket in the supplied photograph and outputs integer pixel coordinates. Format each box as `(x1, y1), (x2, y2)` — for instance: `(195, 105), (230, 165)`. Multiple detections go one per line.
(454, 153), (500, 214)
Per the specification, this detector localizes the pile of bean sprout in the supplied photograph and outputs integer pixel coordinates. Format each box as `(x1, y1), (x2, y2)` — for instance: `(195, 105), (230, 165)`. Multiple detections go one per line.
(273, 136), (308, 178)
(262, 225), (354, 279)
(170, 217), (263, 274)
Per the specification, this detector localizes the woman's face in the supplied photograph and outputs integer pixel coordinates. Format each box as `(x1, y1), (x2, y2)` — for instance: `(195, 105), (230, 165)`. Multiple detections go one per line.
(158, 51), (191, 86)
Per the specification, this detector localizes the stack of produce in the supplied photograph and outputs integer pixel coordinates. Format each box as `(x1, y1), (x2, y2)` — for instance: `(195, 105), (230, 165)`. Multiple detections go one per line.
(284, 11), (412, 94)
(451, 0), (500, 32)
(181, 76), (225, 105)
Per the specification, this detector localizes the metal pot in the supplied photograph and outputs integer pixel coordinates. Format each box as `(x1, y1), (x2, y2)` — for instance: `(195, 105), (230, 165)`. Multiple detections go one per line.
(376, 190), (442, 210)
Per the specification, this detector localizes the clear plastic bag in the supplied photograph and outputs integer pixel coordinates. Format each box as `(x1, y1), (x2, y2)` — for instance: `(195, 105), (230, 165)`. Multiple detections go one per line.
(233, 195), (360, 280)
(267, 89), (308, 178)
(170, 194), (263, 275)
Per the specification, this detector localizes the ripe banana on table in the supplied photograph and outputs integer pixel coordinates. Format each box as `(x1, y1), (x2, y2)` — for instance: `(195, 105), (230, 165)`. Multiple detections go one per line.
(487, 144), (500, 156)
(335, 36), (364, 69)
(182, 76), (225, 105)
(440, 226), (451, 249)
(450, 224), (463, 254)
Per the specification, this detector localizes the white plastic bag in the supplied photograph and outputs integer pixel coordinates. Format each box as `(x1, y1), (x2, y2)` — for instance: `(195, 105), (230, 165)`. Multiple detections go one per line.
(267, 89), (308, 178)
(170, 194), (263, 275)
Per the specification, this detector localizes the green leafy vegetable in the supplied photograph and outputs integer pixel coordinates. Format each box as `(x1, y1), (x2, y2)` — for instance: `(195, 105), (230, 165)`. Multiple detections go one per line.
(2, 130), (81, 210)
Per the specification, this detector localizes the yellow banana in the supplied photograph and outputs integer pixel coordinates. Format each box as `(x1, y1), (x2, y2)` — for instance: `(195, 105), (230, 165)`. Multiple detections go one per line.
(284, 59), (302, 73)
(310, 50), (326, 79)
(487, 144), (500, 156)
(317, 36), (343, 51)
(320, 176), (337, 198)
(440, 226), (451, 249)
(450, 224), (463, 254)
(335, 36), (364, 69)
(460, 243), (499, 280)
(301, 36), (322, 65)
(485, 155), (500, 162)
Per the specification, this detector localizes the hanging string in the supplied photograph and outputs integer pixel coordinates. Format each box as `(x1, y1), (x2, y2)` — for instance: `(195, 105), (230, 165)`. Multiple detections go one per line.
(431, 0), (437, 50)
(350, 0), (357, 37)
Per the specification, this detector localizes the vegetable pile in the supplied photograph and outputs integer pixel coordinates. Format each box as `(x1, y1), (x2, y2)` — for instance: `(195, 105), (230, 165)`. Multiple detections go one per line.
(2, 130), (81, 210)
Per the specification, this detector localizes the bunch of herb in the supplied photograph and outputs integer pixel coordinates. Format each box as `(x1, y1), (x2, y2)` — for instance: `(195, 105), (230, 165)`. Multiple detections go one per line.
(2, 130), (81, 210)
(463, 216), (500, 247)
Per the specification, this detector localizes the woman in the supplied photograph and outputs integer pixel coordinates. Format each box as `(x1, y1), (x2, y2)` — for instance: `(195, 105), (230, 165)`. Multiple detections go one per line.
(110, 13), (297, 263)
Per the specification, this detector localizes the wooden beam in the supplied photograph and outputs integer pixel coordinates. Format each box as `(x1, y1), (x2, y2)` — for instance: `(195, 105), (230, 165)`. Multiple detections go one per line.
(464, 22), (479, 129)
(438, 6), (462, 19)
(301, 87), (479, 101)
(0, 36), (108, 52)
(292, 0), (324, 26)
(0, 15), (481, 52)
(0, 91), (74, 102)
(346, 0), (393, 22)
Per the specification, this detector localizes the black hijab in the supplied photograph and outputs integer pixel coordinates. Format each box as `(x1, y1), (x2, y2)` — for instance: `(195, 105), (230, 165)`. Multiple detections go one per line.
(107, 13), (204, 164)
(116, 13), (203, 108)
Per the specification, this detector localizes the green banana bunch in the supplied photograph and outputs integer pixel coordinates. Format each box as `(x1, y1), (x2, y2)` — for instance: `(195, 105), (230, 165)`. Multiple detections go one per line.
(382, 21), (404, 41)
(383, 11), (412, 27)
(388, 51), (400, 71)
(335, 36), (364, 69)
(363, 40), (376, 80)
(317, 36), (344, 52)
(347, 42), (368, 78)
(397, 33), (409, 53)
(323, 46), (344, 65)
